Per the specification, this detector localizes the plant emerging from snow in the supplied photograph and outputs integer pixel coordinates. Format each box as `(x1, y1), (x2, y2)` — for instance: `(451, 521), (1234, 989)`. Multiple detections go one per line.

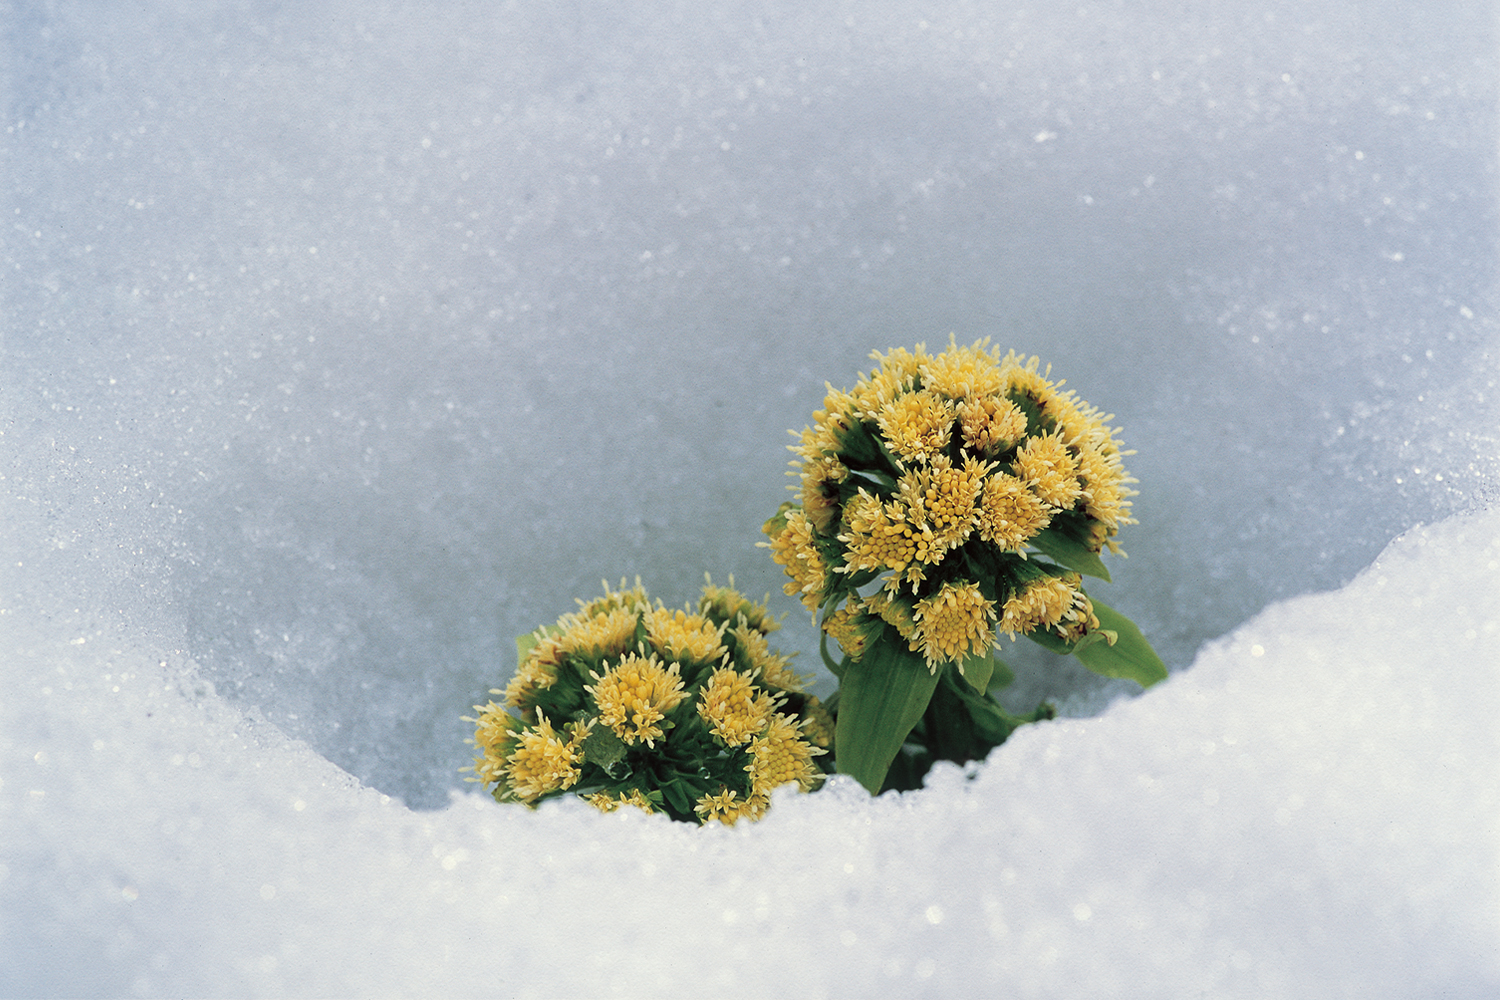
(468, 579), (831, 824)
(763, 337), (1166, 793)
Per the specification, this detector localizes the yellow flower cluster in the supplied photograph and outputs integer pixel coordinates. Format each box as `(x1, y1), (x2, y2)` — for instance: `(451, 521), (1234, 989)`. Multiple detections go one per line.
(764, 337), (1136, 671)
(586, 652), (688, 748)
(468, 578), (830, 824)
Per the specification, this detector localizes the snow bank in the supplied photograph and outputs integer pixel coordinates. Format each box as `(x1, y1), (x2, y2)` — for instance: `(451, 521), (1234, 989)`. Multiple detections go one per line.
(3, 510), (1496, 997)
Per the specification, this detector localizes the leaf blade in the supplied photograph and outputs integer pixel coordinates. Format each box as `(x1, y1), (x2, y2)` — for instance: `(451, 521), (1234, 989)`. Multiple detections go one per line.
(1075, 598), (1168, 688)
(833, 633), (942, 794)
(1030, 527), (1112, 582)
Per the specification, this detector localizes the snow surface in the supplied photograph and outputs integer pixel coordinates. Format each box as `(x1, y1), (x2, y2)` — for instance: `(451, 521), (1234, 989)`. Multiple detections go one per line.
(3, 0), (1498, 996)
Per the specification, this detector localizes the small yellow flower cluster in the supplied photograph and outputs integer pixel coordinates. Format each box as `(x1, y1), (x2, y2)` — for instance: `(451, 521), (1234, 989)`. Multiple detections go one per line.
(764, 337), (1136, 671)
(468, 578), (830, 824)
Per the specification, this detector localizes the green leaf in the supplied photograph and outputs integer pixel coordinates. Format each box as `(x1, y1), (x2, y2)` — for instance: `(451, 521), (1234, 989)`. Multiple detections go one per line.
(936, 667), (1020, 748)
(957, 649), (995, 694)
(1023, 597), (1167, 689)
(819, 630), (847, 678)
(581, 724), (629, 776)
(661, 780), (693, 815)
(1075, 598), (1168, 688)
(833, 633), (943, 794)
(985, 656), (1016, 693)
(1022, 627), (1072, 655)
(1030, 527), (1112, 582)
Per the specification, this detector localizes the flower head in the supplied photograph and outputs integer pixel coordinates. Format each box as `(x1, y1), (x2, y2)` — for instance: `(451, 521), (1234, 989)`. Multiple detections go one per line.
(503, 636), (563, 712)
(975, 472), (1052, 550)
(912, 581), (997, 671)
(587, 652), (688, 747)
(1012, 430), (1082, 510)
(577, 578), (651, 618)
(697, 666), (779, 746)
(897, 454), (990, 558)
(726, 620), (807, 692)
(693, 788), (765, 826)
(468, 699), (523, 786)
(877, 389), (955, 466)
(998, 571), (1097, 640)
(747, 714), (826, 797)
(921, 337), (1005, 400)
(957, 394), (1028, 457)
(644, 607), (727, 665)
(698, 577), (781, 635)
(837, 489), (932, 579)
(559, 606), (640, 661)
(505, 712), (586, 802)
(763, 505), (830, 612)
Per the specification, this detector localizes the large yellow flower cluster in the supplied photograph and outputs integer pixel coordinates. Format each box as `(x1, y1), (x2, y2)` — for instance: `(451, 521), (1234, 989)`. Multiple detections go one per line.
(468, 578), (830, 825)
(764, 338), (1135, 671)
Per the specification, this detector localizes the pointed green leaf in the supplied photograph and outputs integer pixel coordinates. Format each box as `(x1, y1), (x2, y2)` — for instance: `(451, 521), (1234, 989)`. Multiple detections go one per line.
(957, 649), (995, 694)
(1075, 598), (1168, 688)
(1024, 597), (1166, 689)
(833, 633), (942, 794)
(985, 656), (1016, 693)
(1030, 527), (1112, 582)
(661, 780), (692, 815)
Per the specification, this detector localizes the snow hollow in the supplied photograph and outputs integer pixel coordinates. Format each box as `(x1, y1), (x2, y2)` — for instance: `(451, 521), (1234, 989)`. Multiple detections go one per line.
(2, 1), (1497, 996)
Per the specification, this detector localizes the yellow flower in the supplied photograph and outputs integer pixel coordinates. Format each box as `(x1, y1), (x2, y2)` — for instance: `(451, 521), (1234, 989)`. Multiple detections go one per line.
(998, 572), (1096, 639)
(797, 455), (849, 534)
(821, 597), (885, 661)
(798, 696), (836, 750)
(851, 344), (930, 417)
(897, 454), (990, 558)
(876, 389), (955, 466)
(976, 472), (1052, 550)
(727, 620), (808, 692)
(576, 578), (650, 618)
(559, 605), (640, 660)
(644, 606), (727, 664)
(912, 581), (998, 671)
(764, 507), (829, 612)
(693, 788), (766, 826)
(699, 577), (781, 634)
(697, 666), (779, 746)
(1012, 430), (1082, 510)
(468, 699), (522, 785)
(862, 589), (918, 643)
(747, 714), (826, 797)
(837, 489), (935, 578)
(503, 636), (563, 711)
(956, 393), (1029, 457)
(505, 712), (585, 802)
(796, 385), (861, 457)
(920, 336), (1005, 400)
(586, 652), (688, 747)
(1074, 441), (1137, 543)
(586, 789), (656, 815)
(998, 351), (1063, 411)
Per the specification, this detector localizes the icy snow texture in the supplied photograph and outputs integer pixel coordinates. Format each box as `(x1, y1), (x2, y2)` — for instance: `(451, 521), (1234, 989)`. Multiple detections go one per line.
(4, 508), (1498, 997)
(2, 0), (1497, 996)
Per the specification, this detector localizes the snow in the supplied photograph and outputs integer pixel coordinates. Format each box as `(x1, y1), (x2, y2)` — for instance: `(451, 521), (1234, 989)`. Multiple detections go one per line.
(3, 1), (1498, 996)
